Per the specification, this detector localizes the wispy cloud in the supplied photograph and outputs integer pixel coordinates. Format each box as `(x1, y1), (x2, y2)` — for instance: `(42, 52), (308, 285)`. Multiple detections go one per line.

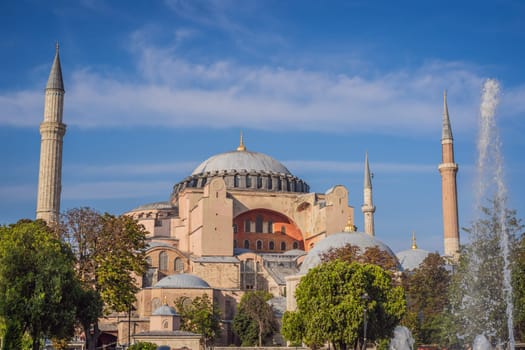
(2, 35), (524, 134)
(285, 160), (436, 174)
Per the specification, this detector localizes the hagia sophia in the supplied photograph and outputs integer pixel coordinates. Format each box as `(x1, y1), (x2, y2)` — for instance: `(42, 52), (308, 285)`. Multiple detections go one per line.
(35, 46), (460, 348)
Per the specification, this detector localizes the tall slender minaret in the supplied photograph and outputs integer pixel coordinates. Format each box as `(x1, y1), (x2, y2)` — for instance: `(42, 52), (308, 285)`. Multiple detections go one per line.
(361, 152), (376, 236)
(438, 91), (460, 257)
(36, 43), (66, 224)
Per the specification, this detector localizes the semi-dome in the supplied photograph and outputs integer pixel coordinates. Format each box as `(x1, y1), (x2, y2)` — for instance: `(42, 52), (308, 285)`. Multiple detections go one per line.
(154, 274), (210, 289)
(171, 137), (309, 198)
(396, 248), (430, 271)
(299, 232), (398, 274)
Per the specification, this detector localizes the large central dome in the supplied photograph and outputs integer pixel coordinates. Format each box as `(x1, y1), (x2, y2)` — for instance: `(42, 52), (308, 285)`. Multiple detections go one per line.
(171, 135), (309, 198)
(192, 150), (291, 176)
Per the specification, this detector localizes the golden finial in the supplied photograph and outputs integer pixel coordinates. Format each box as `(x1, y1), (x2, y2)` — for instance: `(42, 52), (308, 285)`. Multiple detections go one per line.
(343, 216), (356, 233)
(411, 231), (417, 250)
(236, 130), (246, 151)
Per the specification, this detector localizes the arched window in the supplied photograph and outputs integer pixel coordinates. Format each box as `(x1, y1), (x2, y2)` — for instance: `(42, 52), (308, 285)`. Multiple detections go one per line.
(245, 220), (251, 233)
(244, 240), (250, 249)
(162, 320), (169, 329)
(234, 175), (239, 187)
(159, 251), (168, 271)
(293, 241), (299, 249)
(280, 242), (286, 251)
(256, 240), (262, 250)
(233, 223), (238, 233)
(246, 175), (251, 188)
(268, 220), (273, 233)
(255, 215), (263, 233)
(174, 257), (184, 272)
(281, 225), (286, 234)
(269, 241), (275, 250)
(268, 177), (273, 189)
(257, 176), (262, 188)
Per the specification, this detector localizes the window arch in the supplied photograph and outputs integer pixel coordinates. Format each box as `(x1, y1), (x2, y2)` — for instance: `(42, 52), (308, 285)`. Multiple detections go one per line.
(174, 257), (184, 272)
(293, 241), (299, 249)
(256, 240), (263, 250)
(280, 242), (286, 251)
(244, 240), (250, 249)
(255, 215), (263, 233)
(162, 320), (169, 329)
(245, 220), (251, 233)
(233, 223), (238, 233)
(269, 241), (275, 250)
(281, 225), (286, 234)
(159, 251), (168, 271)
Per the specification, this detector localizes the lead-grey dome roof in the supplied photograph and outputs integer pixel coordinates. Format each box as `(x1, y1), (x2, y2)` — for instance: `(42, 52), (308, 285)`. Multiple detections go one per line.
(299, 232), (398, 274)
(396, 248), (430, 271)
(154, 274), (211, 289)
(171, 147), (309, 198)
(153, 304), (179, 316)
(192, 150), (291, 175)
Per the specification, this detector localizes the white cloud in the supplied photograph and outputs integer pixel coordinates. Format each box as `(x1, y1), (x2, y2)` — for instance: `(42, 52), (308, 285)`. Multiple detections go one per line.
(2, 40), (524, 135)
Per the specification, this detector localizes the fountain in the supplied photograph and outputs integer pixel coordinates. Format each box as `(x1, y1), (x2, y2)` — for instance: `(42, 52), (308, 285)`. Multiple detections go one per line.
(461, 79), (516, 349)
(389, 326), (414, 350)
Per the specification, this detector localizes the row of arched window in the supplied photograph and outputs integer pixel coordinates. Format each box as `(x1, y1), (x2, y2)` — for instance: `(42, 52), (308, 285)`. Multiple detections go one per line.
(147, 252), (184, 272)
(234, 216), (286, 234)
(235, 239), (299, 251)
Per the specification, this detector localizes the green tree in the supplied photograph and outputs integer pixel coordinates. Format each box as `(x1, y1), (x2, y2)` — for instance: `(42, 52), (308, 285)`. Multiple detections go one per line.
(128, 341), (158, 350)
(320, 244), (399, 275)
(401, 253), (451, 346)
(175, 294), (221, 347)
(0, 219), (80, 350)
(282, 260), (406, 350)
(60, 208), (149, 350)
(447, 201), (522, 347)
(514, 230), (525, 340)
(232, 291), (277, 346)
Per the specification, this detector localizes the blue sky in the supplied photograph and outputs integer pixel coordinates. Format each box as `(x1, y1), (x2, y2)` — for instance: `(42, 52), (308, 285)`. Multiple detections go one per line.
(1, 0), (524, 254)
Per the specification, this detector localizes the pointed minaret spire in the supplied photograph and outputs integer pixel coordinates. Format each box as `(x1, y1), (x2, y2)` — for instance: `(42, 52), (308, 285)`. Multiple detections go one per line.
(442, 90), (453, 141)
(36, 44), (67, 224)
(361, 152), (376, 236)
(439, 90), (460, 258)
(236, 130), (246, 151)
(46, 42), (64, 91)
(364, 152), (372, 189)
(411, 231), (418, 250)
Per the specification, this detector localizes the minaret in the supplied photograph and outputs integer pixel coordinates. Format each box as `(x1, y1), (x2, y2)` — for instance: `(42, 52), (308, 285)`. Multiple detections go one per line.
(36, 43), (66, 224)
(361, 152), (376, 236)
(438, 91), (460, 257)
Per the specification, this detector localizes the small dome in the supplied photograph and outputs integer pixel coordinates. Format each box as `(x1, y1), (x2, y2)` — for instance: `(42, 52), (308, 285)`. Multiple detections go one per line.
(152, 304), (178, 316)
(192, 150), (291, 176)
(154, 274), (210, 289)
(282, 249), (306, 256)
(130, 201), (174, 212)
(396, 248), (430, 271)
(299, 232), (398, 274)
